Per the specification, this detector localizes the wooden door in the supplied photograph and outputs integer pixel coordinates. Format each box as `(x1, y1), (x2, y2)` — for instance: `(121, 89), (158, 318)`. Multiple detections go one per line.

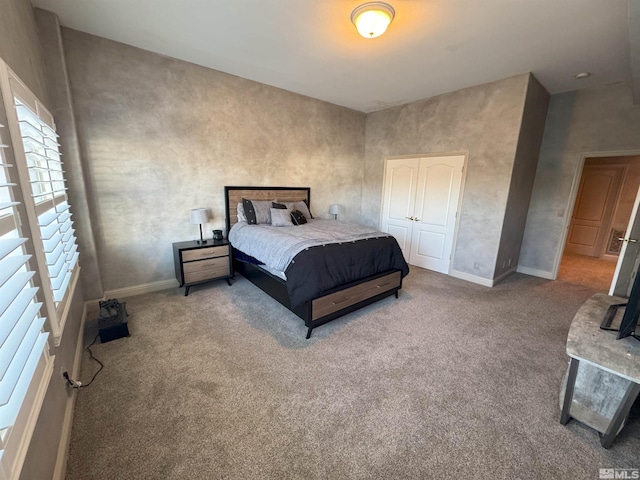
(409, 155), (464, 273)
(380, 158), (419, 259)
(610, 184), (640, 296)
(566, 165), (624, 257)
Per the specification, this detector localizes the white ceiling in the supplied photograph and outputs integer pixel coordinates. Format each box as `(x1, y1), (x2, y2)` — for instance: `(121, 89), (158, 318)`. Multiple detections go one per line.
(31, 0), (635, 113)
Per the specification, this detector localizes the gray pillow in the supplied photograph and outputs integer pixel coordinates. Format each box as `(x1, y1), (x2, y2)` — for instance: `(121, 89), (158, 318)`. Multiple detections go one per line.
(270, 208), (293, 227)
(252, 200), (275, 224)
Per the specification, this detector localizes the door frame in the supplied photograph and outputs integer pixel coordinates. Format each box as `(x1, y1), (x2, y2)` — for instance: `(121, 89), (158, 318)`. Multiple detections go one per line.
(552, 149), (640, 280)
(379, 151), (469, 274)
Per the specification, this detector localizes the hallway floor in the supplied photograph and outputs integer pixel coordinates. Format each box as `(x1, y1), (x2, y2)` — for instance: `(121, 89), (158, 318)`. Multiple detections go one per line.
(557, 252), (617, 292)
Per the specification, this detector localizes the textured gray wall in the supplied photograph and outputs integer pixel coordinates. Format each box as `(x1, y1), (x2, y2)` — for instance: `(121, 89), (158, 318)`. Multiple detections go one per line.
(363, 74), (528, 280)
(35, 9), (103, 300)
(61, 29), (366, 292)
(494, 75), (549, 279)
(20, 283), (85, 480)
(0, 3), (85, 480)
(520, 83), (640, 275)
(0, 0), (48, 103)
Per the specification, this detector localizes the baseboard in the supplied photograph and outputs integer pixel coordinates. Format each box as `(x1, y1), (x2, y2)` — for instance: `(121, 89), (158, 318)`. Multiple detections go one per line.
(86, 278), (179, 309)
(52, 302), (88, 480)
(492, 267), (517, 285)
(516, 265), (555, 280)
(449, 269), (493, 287)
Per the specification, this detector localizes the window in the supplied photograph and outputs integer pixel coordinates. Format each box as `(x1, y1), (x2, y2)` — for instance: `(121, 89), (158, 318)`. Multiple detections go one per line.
(0, 119), (53, 480)
(4, 64), (80, 341)
(14, 98), (79, 304)
(0, 59), (78, 479)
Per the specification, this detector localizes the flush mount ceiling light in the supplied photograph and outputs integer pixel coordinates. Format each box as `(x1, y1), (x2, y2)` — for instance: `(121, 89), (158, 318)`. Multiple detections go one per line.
(351, 2), (395, 39)
(575, 72), (591, 79)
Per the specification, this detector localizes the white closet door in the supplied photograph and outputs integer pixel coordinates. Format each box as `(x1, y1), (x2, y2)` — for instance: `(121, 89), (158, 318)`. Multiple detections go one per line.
(409, 155), (464, 273)
(380, 158), (419, 259)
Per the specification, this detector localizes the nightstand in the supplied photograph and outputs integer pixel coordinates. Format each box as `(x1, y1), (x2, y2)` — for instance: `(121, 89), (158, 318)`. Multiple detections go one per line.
(173, 239), (233, 296)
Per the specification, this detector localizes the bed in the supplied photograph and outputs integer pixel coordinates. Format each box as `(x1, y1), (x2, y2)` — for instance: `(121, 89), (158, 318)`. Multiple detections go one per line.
(225, 186), (409, 338)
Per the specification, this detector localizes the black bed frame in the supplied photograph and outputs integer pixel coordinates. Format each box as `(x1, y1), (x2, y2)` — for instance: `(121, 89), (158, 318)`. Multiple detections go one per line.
(225, 186), (403, 338)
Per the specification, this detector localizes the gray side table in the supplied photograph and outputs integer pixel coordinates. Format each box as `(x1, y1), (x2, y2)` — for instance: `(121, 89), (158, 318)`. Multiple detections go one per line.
(560, 293), (640, 448)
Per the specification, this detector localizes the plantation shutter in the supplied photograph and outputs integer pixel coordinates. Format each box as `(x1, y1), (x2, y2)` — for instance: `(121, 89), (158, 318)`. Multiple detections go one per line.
(13, 97), (79, 305)
(0, 122), (48, 452)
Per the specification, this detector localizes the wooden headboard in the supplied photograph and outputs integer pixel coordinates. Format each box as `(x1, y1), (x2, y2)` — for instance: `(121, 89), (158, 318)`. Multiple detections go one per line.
(224, 186), (311, 234)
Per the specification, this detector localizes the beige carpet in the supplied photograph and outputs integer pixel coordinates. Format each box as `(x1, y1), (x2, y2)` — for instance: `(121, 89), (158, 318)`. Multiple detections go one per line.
(65, 268), (639, 479)
(558, 253), (617, 291)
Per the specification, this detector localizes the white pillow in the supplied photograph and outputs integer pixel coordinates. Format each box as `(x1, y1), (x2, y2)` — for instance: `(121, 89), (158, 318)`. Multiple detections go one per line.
(270, 207), (293, 227)
(237, 202), (247, 223)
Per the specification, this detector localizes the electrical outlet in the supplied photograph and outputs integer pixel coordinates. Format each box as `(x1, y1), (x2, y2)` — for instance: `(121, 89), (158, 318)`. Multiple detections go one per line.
(508, 258), (512, 267)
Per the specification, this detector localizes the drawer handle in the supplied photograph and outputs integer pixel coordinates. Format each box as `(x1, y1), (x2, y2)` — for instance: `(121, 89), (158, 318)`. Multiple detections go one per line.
(376, 282), (391, 288)
(331, 297), (350, 306)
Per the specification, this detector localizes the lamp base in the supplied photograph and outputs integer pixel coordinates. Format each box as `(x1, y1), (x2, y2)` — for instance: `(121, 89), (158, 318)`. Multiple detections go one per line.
(196, 239), (208, 244)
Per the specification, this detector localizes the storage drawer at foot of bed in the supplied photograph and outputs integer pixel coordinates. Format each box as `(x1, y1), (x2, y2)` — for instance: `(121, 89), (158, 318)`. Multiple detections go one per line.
(184, 264), (230, 284)
(312, 271), (401, 320)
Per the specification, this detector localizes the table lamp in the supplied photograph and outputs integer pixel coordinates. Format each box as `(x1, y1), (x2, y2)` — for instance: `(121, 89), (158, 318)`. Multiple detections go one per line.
(190, 208), (209, 244)
(329, 204), (343, 220)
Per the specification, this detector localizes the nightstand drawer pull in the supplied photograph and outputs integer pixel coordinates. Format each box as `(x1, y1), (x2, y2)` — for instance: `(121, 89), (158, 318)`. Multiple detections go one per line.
(183, 245), (228, 261)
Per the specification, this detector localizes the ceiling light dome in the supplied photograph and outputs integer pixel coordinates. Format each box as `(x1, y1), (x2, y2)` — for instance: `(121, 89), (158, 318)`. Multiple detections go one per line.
(351, 2), (395, 39)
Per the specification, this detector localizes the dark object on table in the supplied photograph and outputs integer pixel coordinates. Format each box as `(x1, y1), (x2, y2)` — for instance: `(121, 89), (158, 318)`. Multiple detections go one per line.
(213, 229), (223, 240)
(98, 299), (129, 343)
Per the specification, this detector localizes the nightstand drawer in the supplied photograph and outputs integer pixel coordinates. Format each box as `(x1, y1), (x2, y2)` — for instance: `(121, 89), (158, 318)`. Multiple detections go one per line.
(182, 245), (228, 261)
(183, 256), (228, 274)
(184, 263), (230, 284)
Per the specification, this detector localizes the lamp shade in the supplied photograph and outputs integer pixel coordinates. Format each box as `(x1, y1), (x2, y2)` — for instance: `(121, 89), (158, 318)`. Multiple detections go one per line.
(190, 208), (209, 224)
(329, 204), (343, 215)
(351, 2), (395, 38)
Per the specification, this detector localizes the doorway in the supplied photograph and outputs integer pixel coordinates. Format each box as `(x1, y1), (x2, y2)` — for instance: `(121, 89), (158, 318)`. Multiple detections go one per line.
(558, 155), (640, 291)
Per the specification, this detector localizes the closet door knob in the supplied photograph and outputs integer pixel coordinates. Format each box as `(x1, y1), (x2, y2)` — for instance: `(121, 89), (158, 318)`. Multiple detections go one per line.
(414, 218), (420, 222)
(406, 216), (414, 220)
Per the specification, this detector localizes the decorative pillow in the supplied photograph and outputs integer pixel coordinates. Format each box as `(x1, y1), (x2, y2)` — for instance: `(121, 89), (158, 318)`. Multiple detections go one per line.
(284, 201), (313, 220)
(242, 198), (257, 225)
(252, 200), (274, 224)
(272, 202), (287, 209)
(242, 199), (274, 224)
(290, 210), (307, 226)
(270, 207), (293, 227)
(237, 202), (247, 223)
